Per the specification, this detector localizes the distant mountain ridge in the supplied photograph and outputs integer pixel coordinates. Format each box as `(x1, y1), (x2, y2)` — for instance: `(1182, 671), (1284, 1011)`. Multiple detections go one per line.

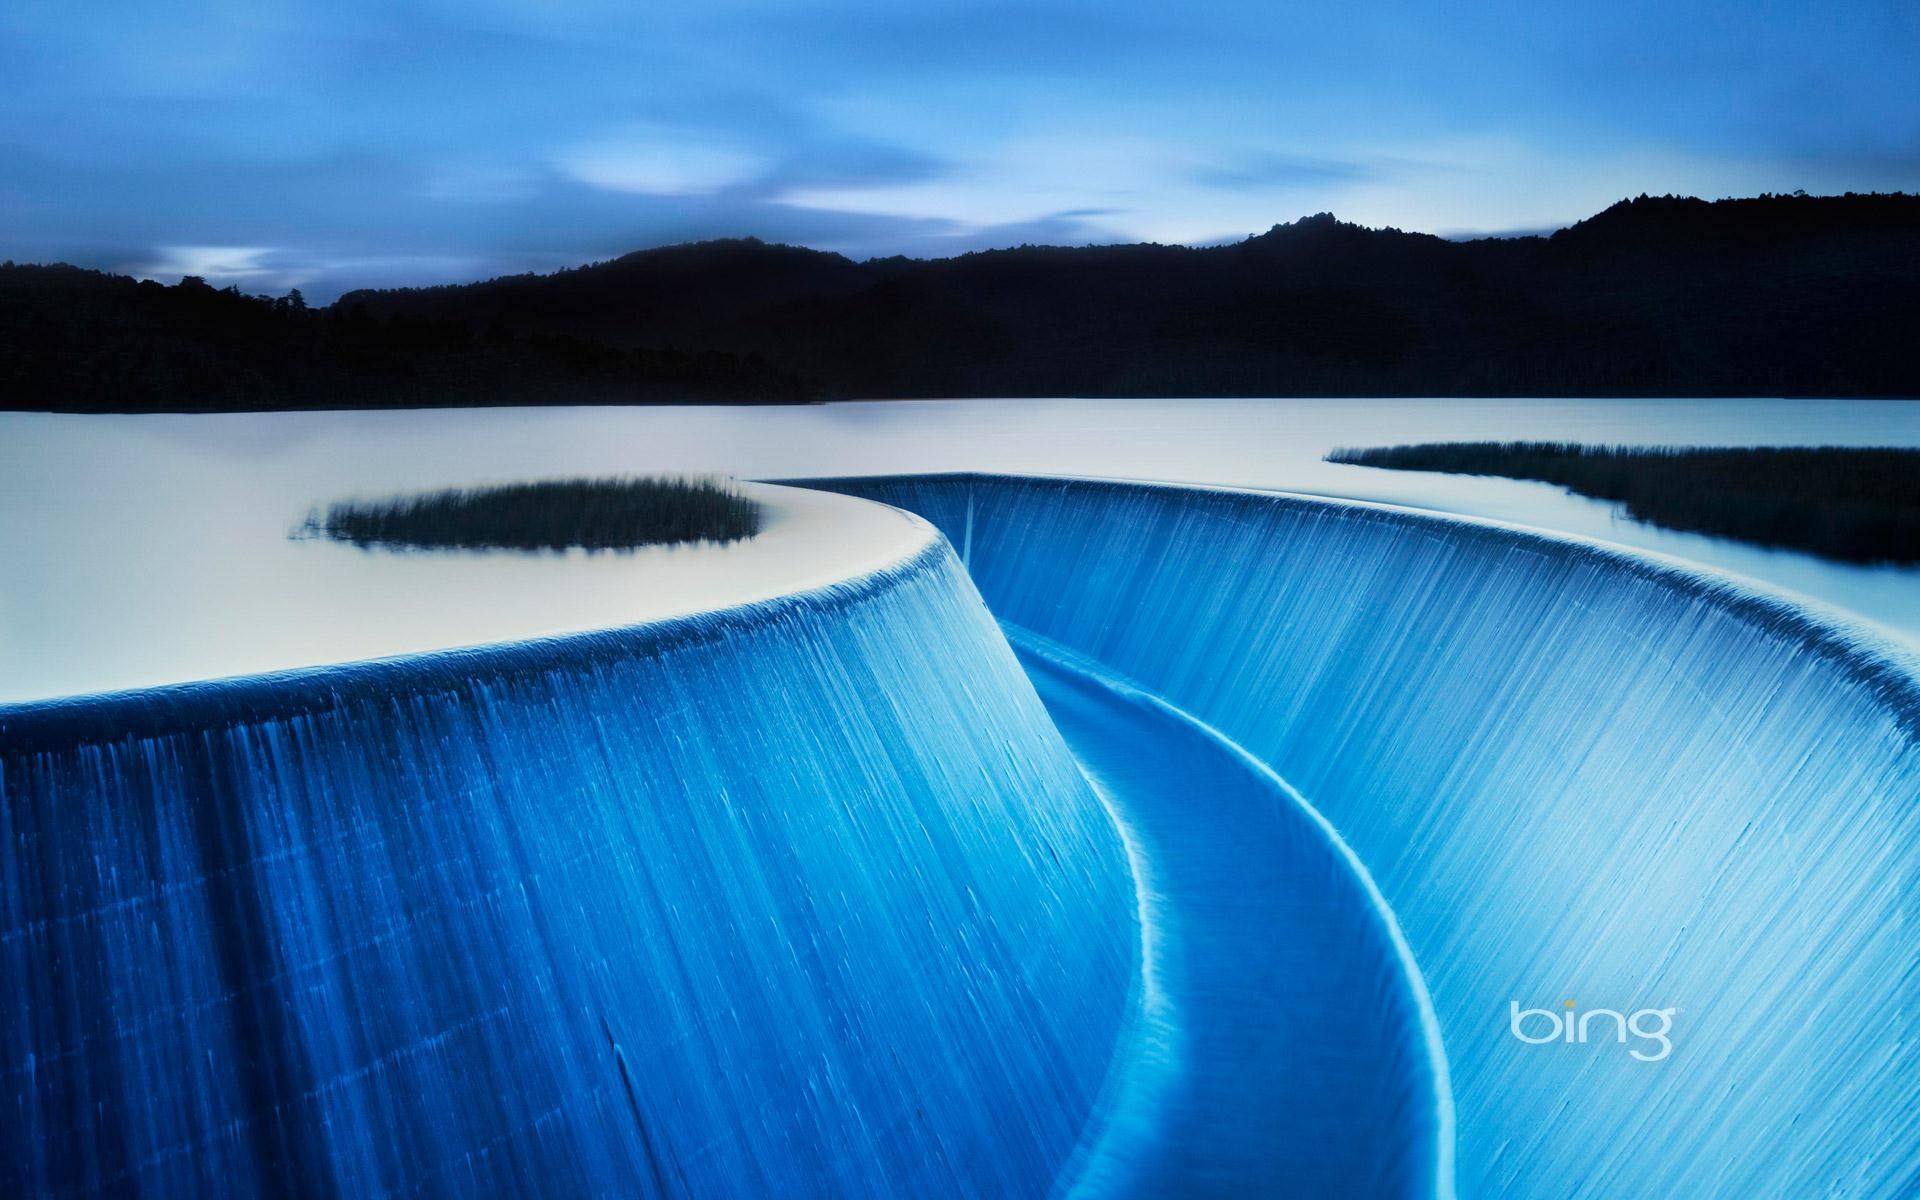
(339, 193), (1920, 400)
(6, 193), (1918, 410)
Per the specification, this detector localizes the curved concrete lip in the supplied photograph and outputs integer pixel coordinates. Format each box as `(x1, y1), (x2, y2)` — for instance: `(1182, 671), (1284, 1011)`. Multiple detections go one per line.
(798, 470), (1920, 680)
(1, 482), (934, 706)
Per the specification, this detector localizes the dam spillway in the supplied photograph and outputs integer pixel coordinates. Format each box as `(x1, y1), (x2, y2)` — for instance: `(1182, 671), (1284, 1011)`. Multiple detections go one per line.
(3, 465), (1917, 1197)
(0, 532), (1137, 1197)
(805, 473), (1920, 1199)
(1016, 628), (1449, 1199)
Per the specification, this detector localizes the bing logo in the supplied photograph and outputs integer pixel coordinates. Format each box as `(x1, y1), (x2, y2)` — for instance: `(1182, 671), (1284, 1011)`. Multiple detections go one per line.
(1509, 999), (1676, 1062)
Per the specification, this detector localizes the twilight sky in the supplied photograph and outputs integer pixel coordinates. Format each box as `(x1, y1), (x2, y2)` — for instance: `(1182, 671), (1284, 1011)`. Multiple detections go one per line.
(3, 0), (1915, 299)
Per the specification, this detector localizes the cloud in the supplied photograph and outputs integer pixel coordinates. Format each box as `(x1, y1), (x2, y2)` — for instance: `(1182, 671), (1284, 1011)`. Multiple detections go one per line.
(1188, 154), (1379, 191)
(961, 209), (1132, 247)
(558, 134), (765, 197)
(555, 113), (951, 205)
(740, 140), (950, 200)
(418, 164), (543, 203)
(3, 0), (1918, 298)
(129, 245), (279, 286)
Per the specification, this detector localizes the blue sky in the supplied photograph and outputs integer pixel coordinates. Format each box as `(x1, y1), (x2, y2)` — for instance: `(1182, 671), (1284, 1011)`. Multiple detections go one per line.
(3, 0), (1915, 298)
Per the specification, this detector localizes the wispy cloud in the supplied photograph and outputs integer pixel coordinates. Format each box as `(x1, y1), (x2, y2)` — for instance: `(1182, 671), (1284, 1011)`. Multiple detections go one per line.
(1, 0), (1915, 294)
(739, 140), (950, 201)
(418, 164), (543, 203)
(557, 130), (765, 197)
(557, 119), (950, 205)
(1188, 154), (1379, 191)
(129, 245), (279, 286)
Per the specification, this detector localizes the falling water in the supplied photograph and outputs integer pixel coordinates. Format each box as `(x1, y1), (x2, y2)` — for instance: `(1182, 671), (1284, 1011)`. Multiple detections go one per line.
(1018, 630), (1451, 1200)
(0, 540), (1137, 1198)
(806, 473), (1920, 1199)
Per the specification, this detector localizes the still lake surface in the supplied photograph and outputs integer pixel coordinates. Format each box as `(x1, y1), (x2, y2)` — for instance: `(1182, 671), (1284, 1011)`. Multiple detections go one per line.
(2, 397), (1916, 702)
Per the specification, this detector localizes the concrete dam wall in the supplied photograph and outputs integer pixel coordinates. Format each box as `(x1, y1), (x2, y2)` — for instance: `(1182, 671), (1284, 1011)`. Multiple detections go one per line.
(0, 537), (1137, 1198)
(806, 473), (1920, 1199)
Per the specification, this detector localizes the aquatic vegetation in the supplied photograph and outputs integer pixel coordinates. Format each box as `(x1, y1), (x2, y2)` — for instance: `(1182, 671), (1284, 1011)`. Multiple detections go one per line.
(309, 475), (762, 551)
(1328, 442), (1920, 562)
(9, 470), (1916, 1197)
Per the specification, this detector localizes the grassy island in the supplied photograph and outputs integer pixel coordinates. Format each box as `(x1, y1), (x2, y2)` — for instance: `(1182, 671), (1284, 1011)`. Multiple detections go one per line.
(310, 476), (763, 552)
(1325, 442), (1920, 564)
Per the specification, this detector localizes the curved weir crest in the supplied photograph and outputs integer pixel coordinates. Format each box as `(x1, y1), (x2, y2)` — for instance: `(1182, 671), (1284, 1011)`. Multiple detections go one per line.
(803, 473), (1920, 1199)
(8, 463), (1917, 1197)
(0, 536), (1138, 1198)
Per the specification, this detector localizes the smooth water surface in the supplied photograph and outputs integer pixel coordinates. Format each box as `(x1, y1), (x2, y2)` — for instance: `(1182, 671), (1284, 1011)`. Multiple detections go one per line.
(3, 398), (1915, 703)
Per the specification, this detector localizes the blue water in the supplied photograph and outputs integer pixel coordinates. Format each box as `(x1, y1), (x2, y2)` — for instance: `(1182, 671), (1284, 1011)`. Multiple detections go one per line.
(809, 474), (1920, 1199)
(7, 464), (1917, 1197)
(9, 399), (1919, 706)
(1017, 630), (1449, 1199)
(0, 542), (1136, 1197)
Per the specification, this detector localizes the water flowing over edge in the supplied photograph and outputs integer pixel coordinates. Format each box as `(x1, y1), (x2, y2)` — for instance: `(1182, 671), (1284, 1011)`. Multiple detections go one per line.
(0, 531), (1140, 1197)
(799, 472), (1920, 1199)
(1019, 626), (1453, 1200)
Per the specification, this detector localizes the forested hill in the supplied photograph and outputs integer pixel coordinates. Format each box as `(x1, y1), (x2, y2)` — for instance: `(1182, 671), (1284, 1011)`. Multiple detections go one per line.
(343, 193), (1919, 400)
(0, 267), (810, 412)
(7, 193), (1918, 411)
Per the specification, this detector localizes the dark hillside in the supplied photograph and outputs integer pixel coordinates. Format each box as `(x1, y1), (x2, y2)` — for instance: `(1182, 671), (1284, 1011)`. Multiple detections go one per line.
(6, 192), (1916, 410)
(0, 264), (811, 412)
(346, 192), (1920, 400)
